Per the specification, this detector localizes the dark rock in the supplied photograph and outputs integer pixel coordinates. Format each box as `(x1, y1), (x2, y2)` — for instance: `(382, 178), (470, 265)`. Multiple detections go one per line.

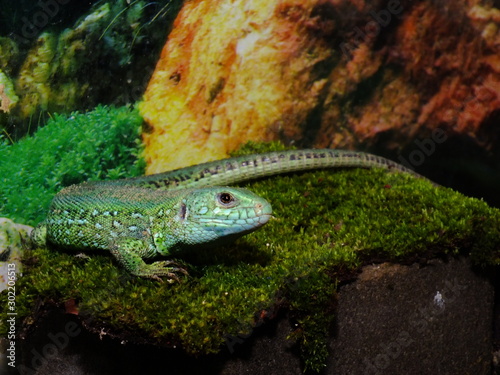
(8, 257), (495, 374)
(329, 257), (494, 375)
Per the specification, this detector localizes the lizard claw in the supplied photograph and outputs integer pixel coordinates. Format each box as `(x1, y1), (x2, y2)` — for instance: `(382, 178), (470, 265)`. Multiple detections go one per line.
(142, 260), (189, 282)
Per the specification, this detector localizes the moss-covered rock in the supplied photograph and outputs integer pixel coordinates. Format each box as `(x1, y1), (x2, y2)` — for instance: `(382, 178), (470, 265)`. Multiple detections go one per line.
(1, 142), (499, 372)
(0, 37), (20, 76)
(0, 70), (19, 116)
(0, 218), (31, 291)
(14, 32), (57, 120)
(4, 0), (181, 137)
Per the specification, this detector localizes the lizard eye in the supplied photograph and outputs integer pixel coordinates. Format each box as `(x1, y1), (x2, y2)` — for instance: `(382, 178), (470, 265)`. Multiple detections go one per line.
(217, 192), (236, 206)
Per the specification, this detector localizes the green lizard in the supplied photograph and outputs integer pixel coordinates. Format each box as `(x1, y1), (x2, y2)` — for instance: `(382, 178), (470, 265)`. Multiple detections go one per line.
(31, 149), (426, 281)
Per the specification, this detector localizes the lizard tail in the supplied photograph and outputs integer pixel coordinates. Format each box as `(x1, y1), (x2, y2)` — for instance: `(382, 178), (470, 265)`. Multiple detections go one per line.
(127, 149), (429, 190)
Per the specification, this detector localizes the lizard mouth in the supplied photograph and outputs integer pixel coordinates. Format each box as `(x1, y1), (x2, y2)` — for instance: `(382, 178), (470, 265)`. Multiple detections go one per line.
(194, 208), (273, 237)
(257, 213), (272, 225)
(254, 200), (272, 220)
(197, 213), (271, 228)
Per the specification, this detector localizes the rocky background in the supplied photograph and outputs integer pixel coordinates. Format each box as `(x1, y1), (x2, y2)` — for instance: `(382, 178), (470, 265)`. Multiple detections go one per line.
(0, 0), (499, 205)
(0, 0), (181, 137)
(1, 1), (499, 374)
(139, 0), (500, 206)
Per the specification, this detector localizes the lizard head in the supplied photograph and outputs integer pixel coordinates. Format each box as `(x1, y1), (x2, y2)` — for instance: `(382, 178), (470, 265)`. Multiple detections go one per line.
(155, 187), (272, 252)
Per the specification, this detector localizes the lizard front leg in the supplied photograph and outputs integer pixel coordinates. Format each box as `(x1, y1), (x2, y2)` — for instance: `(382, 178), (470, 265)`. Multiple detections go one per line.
(109, 238), (187, 282)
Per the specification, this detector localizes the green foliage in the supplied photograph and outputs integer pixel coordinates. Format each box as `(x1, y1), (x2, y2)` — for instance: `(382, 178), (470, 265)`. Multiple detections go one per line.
(0, 105), (145, 225)
(1, 141), (499, 372)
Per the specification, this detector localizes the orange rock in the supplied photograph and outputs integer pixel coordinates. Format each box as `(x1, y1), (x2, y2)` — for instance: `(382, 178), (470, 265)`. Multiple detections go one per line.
(139, 0), (333, 173)
(140, 0), (500, 173)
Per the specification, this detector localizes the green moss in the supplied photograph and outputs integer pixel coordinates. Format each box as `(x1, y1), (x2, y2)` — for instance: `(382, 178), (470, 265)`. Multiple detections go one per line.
(0, 70), (19, 111)
(0, 105), (145, 226)
(0, 37), (19, 76)
(1, 142), (500, 372)
(8, 0), (180, 136)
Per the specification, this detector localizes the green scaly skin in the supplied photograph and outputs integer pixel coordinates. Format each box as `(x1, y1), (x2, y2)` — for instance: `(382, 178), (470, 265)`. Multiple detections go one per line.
(31, 149), (430, 281)
(31, 185), (272, 281)
(95, 149), (428, 190)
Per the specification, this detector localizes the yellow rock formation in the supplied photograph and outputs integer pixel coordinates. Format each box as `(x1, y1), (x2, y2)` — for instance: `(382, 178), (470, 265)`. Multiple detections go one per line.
(140, 0), (500, 176)
(139, 0), (332, 173)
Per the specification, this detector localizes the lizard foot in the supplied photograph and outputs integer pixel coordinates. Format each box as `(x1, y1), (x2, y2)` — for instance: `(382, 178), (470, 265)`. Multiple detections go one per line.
(110, 239), (189, 282)
(135, 260), (189, 283)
